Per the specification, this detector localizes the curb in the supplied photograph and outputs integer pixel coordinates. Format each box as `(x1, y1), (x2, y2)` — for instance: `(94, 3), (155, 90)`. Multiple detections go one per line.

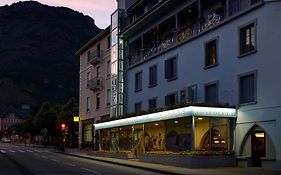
(56, 151), (185, 175)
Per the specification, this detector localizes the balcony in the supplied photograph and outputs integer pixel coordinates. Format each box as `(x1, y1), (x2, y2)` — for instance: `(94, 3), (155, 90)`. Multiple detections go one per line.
(127, 0), (263, 67)
(88, 50), (104, 66)
(87, 77), (103, 92)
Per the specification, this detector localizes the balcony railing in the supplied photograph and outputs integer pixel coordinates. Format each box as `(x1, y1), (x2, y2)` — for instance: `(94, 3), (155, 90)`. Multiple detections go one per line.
(88, 50), (104, 66)
(87, 77), (103, 92)
(127, 0), (262, 67)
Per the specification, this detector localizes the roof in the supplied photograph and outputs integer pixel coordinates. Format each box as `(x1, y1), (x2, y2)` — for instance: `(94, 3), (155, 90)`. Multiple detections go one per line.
(76, 25), (111, 55)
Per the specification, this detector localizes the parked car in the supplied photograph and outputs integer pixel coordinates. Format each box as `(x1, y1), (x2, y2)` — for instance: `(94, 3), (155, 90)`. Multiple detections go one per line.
(1, 138), (11, 143)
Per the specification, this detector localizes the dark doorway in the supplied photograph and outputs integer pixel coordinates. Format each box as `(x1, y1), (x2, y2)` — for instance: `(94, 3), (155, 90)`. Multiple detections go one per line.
(251, 131), (265, 167)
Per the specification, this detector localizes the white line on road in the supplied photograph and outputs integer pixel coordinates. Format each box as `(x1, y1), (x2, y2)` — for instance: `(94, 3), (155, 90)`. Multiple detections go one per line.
(27, 150), (33, 152)
(63, 162), (76, 167)
(19, 150), (25, 153)
(9, 150), (15, 152)
(0, 150), (6, 153)
(81, 167), (101, 174)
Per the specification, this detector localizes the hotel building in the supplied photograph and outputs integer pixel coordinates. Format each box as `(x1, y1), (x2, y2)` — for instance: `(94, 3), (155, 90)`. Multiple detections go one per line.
(88, 0), (281, 170)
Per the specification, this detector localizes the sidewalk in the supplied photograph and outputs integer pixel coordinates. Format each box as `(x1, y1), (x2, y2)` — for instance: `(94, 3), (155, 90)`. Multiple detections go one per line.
(56, 148), (281, 175)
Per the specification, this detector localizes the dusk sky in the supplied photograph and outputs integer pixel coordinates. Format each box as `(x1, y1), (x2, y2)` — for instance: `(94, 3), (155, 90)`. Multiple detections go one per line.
(0, 0), (116, 28)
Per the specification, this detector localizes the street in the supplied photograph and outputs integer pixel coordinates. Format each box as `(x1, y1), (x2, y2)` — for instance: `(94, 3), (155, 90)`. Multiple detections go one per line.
(0, 143), (166, 175)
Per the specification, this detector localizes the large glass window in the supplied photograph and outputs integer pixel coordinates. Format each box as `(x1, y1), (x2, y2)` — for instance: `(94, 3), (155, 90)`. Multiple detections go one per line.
(166, 118), (192, 152)
(144, 121), (165, 151)
(83, 124), (92, 143)
(119, 126), (132, 151)
(133, 124), (144, 157)
(111, 128), (119, 151)
(211, 118), (229, 151)
(194, 117), (210, 150)
(194, 117), (231, 151)
(101, 129), (110, 150)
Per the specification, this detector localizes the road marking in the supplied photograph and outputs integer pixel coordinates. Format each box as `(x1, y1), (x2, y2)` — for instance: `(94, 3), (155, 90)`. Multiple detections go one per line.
(41, 155), (48, 159)
(19, 150), (25, 153)
(35, 150), (42, 152)
(81, 167), (101, 174)
(27, 150), (33, 152)
(63, 162), (76, 167)
(0, 150), (6, 153)
(50, 158), (60, 162)
(9, 150), (16, 153)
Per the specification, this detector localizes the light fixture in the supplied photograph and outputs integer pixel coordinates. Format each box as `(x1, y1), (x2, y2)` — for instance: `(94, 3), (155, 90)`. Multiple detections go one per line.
(214, 140), (220, 144)
(255, 133), (264, 138)
(221, 140), (226, 144)
(174, 121), (179, 124)
(198, 117), (203, 120)
(155, 123), (159, 126)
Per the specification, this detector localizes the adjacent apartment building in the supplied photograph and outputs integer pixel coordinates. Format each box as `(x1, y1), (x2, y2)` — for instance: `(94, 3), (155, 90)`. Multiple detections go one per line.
(77, 27), (111, 148)
(78, 0), (280, 170)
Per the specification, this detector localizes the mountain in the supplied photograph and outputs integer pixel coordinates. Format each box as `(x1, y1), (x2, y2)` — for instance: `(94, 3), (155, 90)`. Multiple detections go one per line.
(0, 1), (101, 111)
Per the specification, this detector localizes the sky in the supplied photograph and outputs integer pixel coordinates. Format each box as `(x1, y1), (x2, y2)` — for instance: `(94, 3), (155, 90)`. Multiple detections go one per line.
(0, 0), (116, 28)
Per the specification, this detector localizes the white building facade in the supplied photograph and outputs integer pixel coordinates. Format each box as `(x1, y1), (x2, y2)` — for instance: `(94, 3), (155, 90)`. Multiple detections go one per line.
(77, 27), (111, 149)
(93, 0), (281, 170)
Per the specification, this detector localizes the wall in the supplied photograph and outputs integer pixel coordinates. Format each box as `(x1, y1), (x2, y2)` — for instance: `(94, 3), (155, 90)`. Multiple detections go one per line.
(125, 1), (281, 169)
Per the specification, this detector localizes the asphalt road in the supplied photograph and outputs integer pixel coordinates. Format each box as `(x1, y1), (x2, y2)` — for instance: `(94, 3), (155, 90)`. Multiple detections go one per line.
(0, 143), (166, 175)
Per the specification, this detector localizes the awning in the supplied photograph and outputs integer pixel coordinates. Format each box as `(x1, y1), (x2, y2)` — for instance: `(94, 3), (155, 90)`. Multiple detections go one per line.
(94, 106), (236, 130)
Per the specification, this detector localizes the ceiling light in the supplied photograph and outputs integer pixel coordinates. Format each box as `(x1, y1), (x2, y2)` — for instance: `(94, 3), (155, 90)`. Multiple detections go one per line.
(255, 133), (264, 138)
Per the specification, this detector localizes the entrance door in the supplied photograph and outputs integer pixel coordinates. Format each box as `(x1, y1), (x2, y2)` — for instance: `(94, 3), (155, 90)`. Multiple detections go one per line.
(251, 131), (265, 167)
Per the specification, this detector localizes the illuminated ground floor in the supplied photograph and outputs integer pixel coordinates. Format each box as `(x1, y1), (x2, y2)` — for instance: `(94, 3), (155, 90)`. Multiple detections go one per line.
(94, 106), (236, 157)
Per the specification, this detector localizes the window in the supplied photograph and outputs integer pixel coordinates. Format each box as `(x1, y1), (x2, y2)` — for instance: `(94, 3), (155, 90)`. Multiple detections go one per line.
(86, 97), (90, 112)
(107, 36), (111, 49)
(149, 65), (157, 87)
(165, 92), (177, 106)
(135, 71), (142, 92)
(87, 50), (91, 62)
(107, 89), (111, 107)
(96, 93), (100, 109)
(239, 71), (256, 105)
(205, 82), (218, 104)
(107, 60), (111, 78)
(87, 72), (91, 81)
(165, 56), (177, 80)
(135, 102), (142, 113)
(148, 98), (157, 110)
(97, 43), (101, 57)
(205, 38), (218, 67)
(180, 85), (197, 104)
(239, 22), (256, 56)
(96, 66), (100, 77)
